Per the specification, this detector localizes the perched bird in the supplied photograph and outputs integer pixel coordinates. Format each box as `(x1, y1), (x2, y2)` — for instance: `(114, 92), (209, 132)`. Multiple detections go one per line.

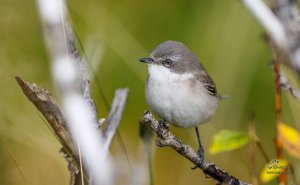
(139, 40), (218, 164)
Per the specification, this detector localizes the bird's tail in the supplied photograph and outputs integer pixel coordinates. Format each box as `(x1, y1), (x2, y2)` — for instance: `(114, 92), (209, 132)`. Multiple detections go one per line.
(217, 94), (230, 100)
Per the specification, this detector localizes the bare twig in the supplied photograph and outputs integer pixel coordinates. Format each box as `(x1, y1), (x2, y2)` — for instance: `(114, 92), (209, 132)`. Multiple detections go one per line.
(60, 148), (84, 185)
(242, 0), (288, 51)
(16, 76), (131, 185)
(65, 23), (99, 122)
(250, 126), (270, 163)
(249, 138), (258, 185)
(16, 74), (99, 184)
(248, 113), (258, 185)
(247, 112), (270, 163)
(271, 0), (300, 72)
(256, 142), (270, 163)
(103, 88), (129, 155)
(37, 0), (113, 184)
(140, 111), (250, 185)
(242, 0), (300, 75)
(242, 1), (300, 184)
(15, 76), (86, 184)
(274, 57), (287, 185)
(279, 68), (300, 102)
(15, 76), (78, 159)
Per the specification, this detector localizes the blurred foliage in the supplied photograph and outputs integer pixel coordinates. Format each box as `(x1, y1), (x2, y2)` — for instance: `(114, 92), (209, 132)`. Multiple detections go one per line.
(278, 122), (300, 159)
(1, 0), (300, 184)
(209, 129), (250, 154)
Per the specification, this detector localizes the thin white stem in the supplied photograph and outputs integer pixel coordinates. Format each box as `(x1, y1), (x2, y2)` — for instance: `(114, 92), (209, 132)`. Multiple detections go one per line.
(242, 0), (288, 50)
(36, 0), (113, 184)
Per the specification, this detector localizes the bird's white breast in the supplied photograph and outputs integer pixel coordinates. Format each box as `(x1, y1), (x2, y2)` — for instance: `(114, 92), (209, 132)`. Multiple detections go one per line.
(146, 64), (218, 128)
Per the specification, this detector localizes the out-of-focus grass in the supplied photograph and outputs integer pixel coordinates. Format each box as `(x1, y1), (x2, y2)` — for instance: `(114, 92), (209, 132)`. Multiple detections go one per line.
(1, 0), (299, 184)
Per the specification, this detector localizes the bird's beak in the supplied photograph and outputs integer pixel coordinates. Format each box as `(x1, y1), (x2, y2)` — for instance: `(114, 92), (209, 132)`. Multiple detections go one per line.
(138, 57), (154, 63)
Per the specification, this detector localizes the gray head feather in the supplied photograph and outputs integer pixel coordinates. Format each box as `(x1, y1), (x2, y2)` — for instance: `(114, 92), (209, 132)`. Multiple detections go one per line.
(149, 40), (205, 74)
(148, 40), (217, 95)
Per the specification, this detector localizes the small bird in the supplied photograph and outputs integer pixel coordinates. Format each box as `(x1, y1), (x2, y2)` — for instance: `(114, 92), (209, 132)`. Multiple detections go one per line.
(139, 40), (218, 165)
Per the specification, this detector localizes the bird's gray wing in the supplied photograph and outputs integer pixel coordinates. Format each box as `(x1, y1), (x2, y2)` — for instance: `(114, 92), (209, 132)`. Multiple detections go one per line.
(196, 73), (217, 96)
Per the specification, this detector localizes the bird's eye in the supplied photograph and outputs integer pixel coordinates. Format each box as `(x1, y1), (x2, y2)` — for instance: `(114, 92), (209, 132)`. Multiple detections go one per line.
(163, 59), (173, 67)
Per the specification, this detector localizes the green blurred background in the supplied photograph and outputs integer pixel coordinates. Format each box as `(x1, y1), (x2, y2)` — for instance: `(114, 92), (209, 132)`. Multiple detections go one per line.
(1, 0), (300, 184)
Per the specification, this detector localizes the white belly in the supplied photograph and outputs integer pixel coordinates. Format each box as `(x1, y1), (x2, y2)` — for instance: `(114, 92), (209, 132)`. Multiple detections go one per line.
(146, 65), (218, 128)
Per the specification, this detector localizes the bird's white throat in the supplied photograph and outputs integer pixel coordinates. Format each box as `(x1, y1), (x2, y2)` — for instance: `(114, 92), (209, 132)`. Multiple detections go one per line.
(148, 63), (193, 82)
(146, 64), (218, 128)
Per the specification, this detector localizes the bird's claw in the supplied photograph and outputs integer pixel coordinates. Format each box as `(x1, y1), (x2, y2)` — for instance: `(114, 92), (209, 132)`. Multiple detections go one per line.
(191, 147), (204, 170)
(158, 119), (169, 137)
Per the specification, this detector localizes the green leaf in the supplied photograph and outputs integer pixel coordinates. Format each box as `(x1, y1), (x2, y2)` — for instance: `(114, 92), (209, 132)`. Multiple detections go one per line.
(209, 129), (251, 154)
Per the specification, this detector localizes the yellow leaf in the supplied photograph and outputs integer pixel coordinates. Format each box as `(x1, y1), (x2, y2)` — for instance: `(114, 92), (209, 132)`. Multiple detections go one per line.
(209, 130), (250, 154)
(260, 159), (289, 183)
(278, 123), (300, 159)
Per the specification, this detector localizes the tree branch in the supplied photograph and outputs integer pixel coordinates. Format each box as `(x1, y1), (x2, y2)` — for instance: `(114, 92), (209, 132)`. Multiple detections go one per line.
(15, 76), (86, 184)
(242, 0), (300, 75)
(140, 111), (250, 185)
(279, 68), (300, 102)
(241, 1), (300, 184)
(15, 76), (78, 159)
(15, 76), (129, 185)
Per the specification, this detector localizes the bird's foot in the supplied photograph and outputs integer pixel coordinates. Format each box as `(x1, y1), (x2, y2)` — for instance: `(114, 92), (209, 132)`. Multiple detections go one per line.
(158, 119), (169, 137)
(191, 147), (204, 170)
(159, 119), (169, 129)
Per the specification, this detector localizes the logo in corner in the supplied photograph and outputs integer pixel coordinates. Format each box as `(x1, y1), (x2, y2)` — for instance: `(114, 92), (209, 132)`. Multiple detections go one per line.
(265, 159), (290, 174)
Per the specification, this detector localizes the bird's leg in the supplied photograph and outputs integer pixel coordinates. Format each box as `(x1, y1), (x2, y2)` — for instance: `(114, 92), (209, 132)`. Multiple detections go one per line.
(192, 126), (204, 169)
